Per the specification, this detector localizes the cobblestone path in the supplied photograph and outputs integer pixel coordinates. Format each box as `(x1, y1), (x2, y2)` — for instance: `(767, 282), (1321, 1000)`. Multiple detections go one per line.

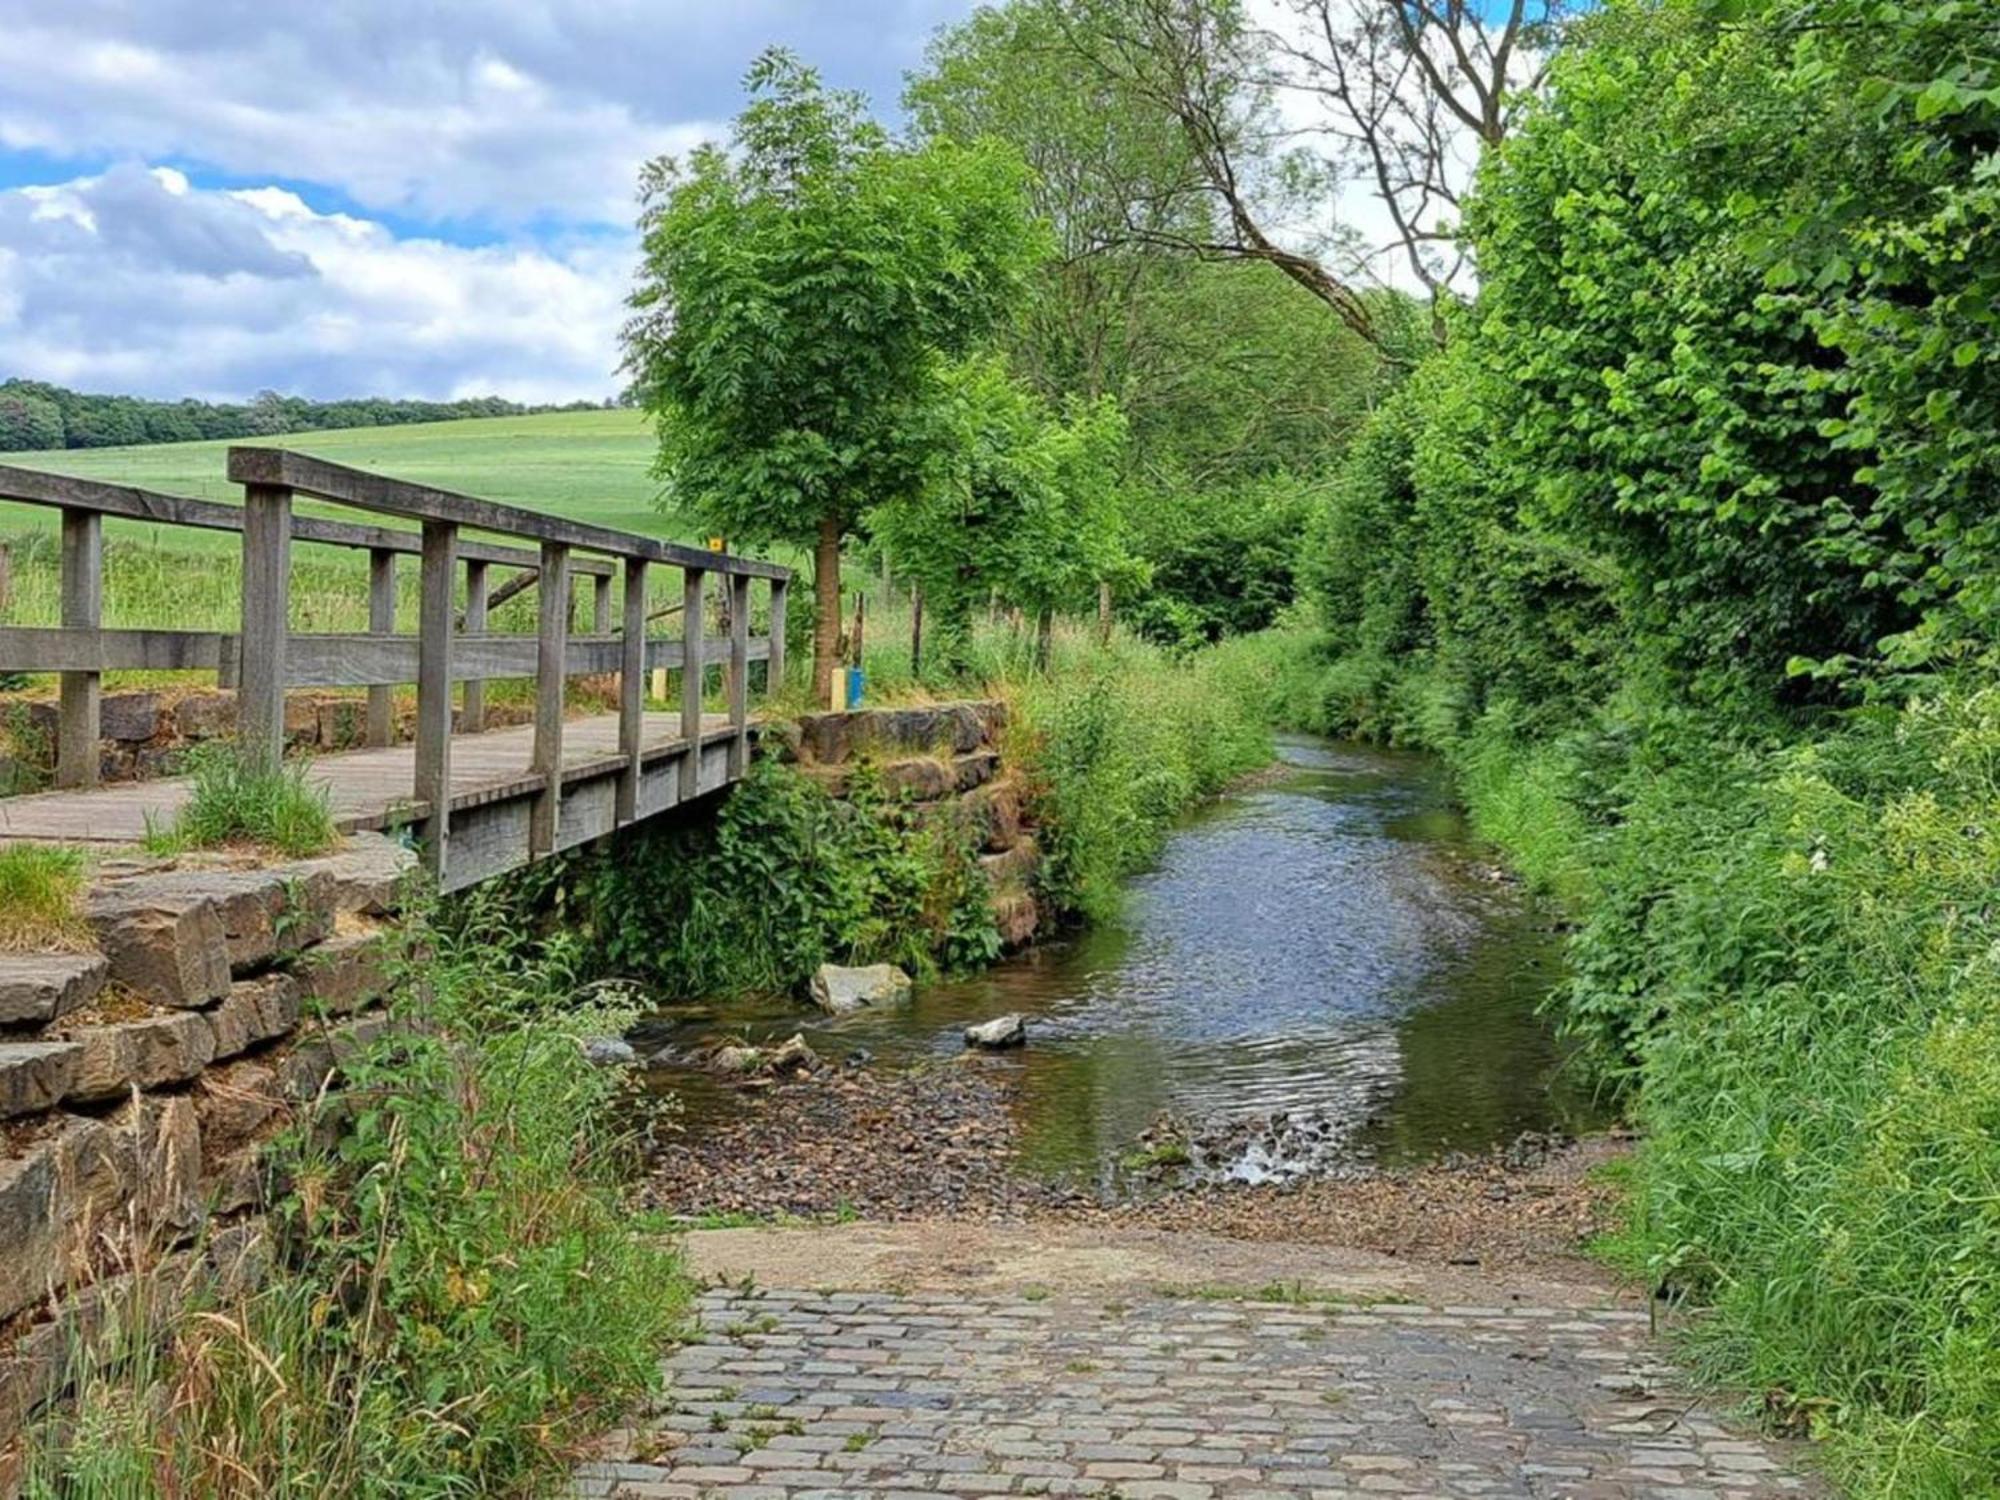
(574, 1285), (1820, 1500)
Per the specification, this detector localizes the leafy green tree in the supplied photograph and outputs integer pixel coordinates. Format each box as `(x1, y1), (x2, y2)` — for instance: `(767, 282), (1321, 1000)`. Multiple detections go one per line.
(626, 51), (1046, 700)
(871, 357), (1128, 669)
(0, 391), (63, 452)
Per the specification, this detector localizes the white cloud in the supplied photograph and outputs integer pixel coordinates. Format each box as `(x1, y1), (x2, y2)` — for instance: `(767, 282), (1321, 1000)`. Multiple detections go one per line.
(0, 166), (633, 401)
(0, 1), (967, 226)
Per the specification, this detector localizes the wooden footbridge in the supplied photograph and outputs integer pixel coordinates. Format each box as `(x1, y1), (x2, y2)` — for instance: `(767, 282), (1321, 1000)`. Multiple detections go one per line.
(0, 449), (791, 891)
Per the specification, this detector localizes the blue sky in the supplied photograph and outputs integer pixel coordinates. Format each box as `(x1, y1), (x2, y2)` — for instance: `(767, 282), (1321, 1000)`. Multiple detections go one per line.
(0, 1), (975, 403)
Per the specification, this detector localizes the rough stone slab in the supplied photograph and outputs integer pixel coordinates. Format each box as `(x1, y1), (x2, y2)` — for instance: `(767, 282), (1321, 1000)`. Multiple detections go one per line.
(83, 885), (231, 1007)
(108, 1091), (203, 1238)
(277, 1010), (396, 1104)
(0, 1114), (126, 1324)
(809, 964), (913, 1016)
(64, 1010), (216, 1101)
(295, 931), (392, 1017)
(992, 890), (1039, 950)
(0, 1040), (83, 1117)
(0, 952), (108, 1027)
(205, 973), (301, 1061)
(980, 837), (1040, 892)
(108, 868), (335, 976)
(796, 702), (1003, 766)
(282, 832), (416, 916)
(194, 1059), (284, 1163)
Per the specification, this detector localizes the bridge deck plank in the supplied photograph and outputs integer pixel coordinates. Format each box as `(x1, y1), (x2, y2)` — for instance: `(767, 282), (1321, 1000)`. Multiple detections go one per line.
(0, 709), (738, 846)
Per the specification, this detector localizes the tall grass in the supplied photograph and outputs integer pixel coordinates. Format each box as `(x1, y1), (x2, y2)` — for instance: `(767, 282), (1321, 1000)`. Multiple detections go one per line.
(142, 743), (338, 858)
(0, 842), (89, 949)
(19, 891), (688, 1498)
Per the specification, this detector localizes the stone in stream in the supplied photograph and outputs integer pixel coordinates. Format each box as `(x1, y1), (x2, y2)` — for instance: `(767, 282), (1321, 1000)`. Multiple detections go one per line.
(711, 1033), (819, 1079)
(808, 963), (911, 1016)
(581, 1036), (638, 1067)
(964, 1013), (1026, 1049)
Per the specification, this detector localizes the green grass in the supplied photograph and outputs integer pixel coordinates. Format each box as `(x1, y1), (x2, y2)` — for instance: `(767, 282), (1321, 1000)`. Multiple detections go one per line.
(0, 843), (89, 950)
(4, 409), (667, 539)
(141, 743), (338, 857)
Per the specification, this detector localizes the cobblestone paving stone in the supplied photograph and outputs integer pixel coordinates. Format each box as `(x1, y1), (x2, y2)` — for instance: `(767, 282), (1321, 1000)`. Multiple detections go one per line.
(573, 1288), (1821, 1500)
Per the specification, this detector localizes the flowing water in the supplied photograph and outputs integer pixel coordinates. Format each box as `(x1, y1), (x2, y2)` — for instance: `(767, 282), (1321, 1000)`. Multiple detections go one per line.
(635, 736), (1607, 1187)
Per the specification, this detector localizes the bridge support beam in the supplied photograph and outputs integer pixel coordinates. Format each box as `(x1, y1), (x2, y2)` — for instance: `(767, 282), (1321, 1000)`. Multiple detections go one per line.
(415, 520), (458, 880)
(239, 483), (292, 773)
(618, 557), (648, 825)
(460, 558), (489, 733)
(768, 577), (787, 693)
(727, 573), (751, 778)
(680, 567), (705, 802)
(531, 541), (570, 856)
(55, 508), (102, 789)
(366, 548), (396, 748)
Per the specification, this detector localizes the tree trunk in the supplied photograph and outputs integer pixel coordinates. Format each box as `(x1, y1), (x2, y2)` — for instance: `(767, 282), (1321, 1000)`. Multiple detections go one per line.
(813, 515), (841, 708)
(1096, 580), (1112, 645)
(1035, 607), (1054, 674)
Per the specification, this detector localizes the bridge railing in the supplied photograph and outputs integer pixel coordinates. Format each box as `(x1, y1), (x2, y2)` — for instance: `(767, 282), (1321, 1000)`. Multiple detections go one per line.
(0, 450), (791, 878)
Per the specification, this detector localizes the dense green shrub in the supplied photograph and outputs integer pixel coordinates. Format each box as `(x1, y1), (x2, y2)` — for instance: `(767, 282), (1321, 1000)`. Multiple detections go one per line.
(548, 759), (999, 999)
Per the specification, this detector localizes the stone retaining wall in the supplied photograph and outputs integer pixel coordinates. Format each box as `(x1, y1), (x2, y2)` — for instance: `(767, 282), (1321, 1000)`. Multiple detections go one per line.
(0, 831), (415, 1455)
(778, 700), (1042, 949)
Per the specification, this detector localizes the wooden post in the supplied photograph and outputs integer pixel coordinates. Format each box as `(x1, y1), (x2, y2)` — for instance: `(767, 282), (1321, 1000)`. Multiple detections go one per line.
(415, 520), (457, 880)
(0, 542), (13, 616)
(767, 578), (787, 698)
(727, 572), (750, 777)
(1097, 580), (1113, 645)
(1035, 606), (1054, 674)
(55, 509), (102, 788)
(911, 584), (924, 677)
(238, 484), (291, 773)
(366, 548), (396, 747)
(593, 573), (613, 636)
(680, 567), (705, 800)
(460, 559), (489, 734)
(531, 541), (570, 856)
(618, 556), (648, 824)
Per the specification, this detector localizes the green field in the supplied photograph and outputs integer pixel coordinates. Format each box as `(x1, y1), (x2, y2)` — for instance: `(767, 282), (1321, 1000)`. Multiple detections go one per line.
(1, 408), (673, 546)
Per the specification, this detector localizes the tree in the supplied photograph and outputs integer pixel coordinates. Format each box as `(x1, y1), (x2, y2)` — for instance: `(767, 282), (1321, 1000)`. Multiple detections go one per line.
(871, 357), (1128, 670)
(625, 50), (1046, 701)
(0, 391), (64, 452)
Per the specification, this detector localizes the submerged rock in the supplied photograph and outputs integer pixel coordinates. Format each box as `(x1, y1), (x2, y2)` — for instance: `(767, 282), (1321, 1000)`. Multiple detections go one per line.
(711, 1033), (820, 1080)
(581, 1036), (638, 1067)
(809, 963), (912, 1015)
(964, 1013), (1026, 1049)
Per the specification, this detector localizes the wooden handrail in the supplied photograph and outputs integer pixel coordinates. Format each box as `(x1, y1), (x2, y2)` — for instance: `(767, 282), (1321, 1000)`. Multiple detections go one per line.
(228, 447), (787, 580)
(0, 461), (616, 577)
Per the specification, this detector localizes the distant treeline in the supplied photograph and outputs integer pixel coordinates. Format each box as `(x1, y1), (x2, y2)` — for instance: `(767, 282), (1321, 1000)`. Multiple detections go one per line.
(0, 379), (625, 453)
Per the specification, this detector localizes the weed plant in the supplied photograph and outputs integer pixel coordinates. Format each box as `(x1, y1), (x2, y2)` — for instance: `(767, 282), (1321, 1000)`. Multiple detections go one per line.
(142, 742), (337, 858)
(0, 842), (89, 949)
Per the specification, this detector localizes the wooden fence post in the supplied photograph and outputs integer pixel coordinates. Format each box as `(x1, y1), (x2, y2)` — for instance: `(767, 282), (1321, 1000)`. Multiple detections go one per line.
(366, 548), (396, 747)
(911, 584), (924, 677)
(680, 567), (705, 801)
(618, 557), (648, 824)
(460, 559), (488, 734)
(238, 484), (291, 773)
(415, 520), (458, 880)
(767, 577), (787, 698)
(56, 509), (102, 788)
(727, 573), (750, 778)
(531, 541), (570, 856)
(593, 573), (613, 637)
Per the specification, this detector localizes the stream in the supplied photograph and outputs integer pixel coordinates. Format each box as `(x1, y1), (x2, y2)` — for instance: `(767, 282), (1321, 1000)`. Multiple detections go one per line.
(634, 735), (1607, 1189)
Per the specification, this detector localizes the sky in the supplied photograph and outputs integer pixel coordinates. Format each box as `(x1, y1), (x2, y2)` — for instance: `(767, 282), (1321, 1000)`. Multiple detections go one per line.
(0, 1), (976, 404)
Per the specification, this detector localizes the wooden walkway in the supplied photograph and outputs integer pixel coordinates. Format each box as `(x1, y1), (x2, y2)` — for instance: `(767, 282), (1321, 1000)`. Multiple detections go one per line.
(0, 449), (793, 891)
(0, 710), (753, 890)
